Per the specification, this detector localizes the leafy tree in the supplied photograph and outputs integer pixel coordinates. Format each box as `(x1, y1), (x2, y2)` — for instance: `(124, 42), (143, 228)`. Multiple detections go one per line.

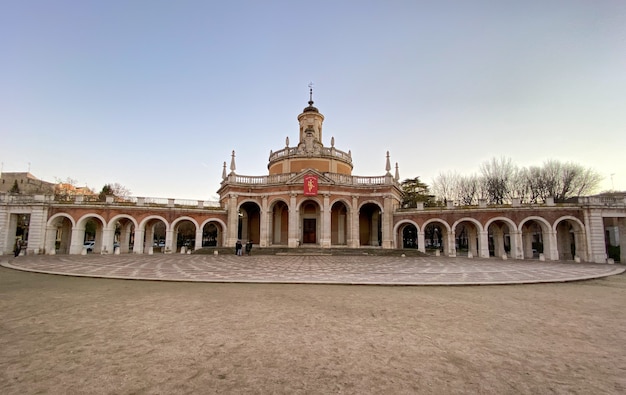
(99, 184), (114, 201)
(400, 177), (435, 208)
(99, 183), (132, 201)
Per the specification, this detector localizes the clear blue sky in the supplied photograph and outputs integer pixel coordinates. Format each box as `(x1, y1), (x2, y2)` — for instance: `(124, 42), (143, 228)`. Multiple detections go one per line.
(2, 1), (625, 199)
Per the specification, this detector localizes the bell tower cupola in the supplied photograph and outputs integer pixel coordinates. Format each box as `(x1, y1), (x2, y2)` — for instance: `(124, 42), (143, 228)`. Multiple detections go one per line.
(297, 84), (324, 146)
(267, 85), (353, 176)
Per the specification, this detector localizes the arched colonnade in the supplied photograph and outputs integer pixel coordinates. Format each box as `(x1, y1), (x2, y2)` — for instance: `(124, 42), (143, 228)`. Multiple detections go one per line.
(45, 213), (227, 255)
(395, 215), (588, 261)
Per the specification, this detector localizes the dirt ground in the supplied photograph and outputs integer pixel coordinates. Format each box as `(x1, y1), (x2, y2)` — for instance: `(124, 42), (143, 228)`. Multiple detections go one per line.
(1, 266), (625, 394)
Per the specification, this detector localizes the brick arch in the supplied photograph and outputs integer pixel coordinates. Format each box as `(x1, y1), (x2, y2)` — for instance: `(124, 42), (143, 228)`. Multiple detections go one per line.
(138, 215), (169, 230)
(451, 217), (484, 233)
(45, 213), (75, 255)
(553, 215), (587, 261)
(107, 214), (139, 230)
(451, 217), (484, 258)
(200, 218), (227, 248)
(422, 218), (453, 256)
(393, 219), (420, 250)
(296, 197), (323, 211)
(357, 200), (383, 213)
(518, 216), (554, 260)
(47, 213), (76, 228)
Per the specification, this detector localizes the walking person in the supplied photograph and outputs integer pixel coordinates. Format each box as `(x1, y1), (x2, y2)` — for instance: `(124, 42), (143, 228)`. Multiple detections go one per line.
(245, 240), (253, 256)
(235, 240), (242, 256)
(14, 239), (21, 257)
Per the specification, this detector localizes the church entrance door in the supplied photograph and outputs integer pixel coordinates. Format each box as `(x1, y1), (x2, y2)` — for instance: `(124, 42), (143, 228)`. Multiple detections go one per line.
(303, 219), (316, 244)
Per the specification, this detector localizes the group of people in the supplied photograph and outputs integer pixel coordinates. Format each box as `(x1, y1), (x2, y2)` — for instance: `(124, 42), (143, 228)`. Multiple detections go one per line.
(235, 240), (253, 256)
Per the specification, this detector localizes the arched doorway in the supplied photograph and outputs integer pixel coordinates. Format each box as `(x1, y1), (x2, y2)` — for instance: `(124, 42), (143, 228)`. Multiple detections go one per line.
(453, 220), (481, 257)
(239, 201), (261, 244)
(202, 221), (222, 247)
(359, 203), (382, 247)
(46, 215), (73, 254)
(174, 219), (196, 252)
(144, 218), (167, 252)
(111, 217), (135, 253)
(555, 218), (586, 261)
(487, 220), (516, 258)
(75, 215), (106, 254)
(270, 200), (289, 246)
(399, 223), (418, 249)
(520, 218), (551, 259)
(300, 200), (320, 245)
(331, 201), (348, 246)
(424, 221), (447, 254)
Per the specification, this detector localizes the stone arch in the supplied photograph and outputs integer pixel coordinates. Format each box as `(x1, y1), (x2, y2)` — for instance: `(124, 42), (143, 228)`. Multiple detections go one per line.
(358, 202), (383, 247)
(485, 217), (519, 258)
(268, 198), (290, 246)
(200, 218), (227, 248)
(138, 215), (169, 254)
(554, 216), (587, 261)
(330, 199), (350, 246)
(45, 213), (75, 254)
(238, 201), (261, 244)
(422, 219), (453, 256)
(394, 219), (420, 250)
(171, 216), (199, 252)
(518, 216), (553, 259)
(107, 214), (139, 254)
(74, 213), (107, 254)
(452, 217), (484, 258)
(299, 199), (321, 245)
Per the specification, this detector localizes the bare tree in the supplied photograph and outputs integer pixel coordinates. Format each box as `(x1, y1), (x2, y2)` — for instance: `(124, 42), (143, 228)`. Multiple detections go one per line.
(457, 174), (480, 205)
(431, 172), (460, 204)
(480, 157), (516, 204)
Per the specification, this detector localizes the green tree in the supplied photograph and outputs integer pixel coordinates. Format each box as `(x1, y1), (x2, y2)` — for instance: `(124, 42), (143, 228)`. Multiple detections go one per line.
(9, 180), (20, 193)
(400, 177), (435, 208)
(98, 184), (114, 201)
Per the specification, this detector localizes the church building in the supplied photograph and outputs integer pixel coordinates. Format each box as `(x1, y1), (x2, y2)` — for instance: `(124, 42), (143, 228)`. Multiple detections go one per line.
(218, 88), (403, 249)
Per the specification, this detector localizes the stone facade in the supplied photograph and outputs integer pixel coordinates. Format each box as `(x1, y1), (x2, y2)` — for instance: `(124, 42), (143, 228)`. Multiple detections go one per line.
(0, 96), (625, 263)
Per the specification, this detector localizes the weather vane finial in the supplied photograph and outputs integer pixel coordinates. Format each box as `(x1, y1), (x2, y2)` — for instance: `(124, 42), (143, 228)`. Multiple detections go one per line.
(308, 82), (314, 105)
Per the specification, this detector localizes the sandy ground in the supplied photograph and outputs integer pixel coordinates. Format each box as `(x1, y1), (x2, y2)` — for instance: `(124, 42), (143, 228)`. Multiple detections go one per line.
(1, 266), (625, 394)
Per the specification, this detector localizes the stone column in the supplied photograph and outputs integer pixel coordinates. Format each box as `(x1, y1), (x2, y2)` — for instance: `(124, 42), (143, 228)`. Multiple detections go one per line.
(165, 228), (175, 253)
(510, 230), (523, 259)
(479, 230), (490, 258)
(226, 194), (239, 247)
(69, 227), (85, 255)
(583, 208), (608, 263)
(321, 194), (331, 248)
(540, 230), (556, 260)
(381, 196), (394, 249)
(468, 227), (478, 257)
(447, 230), (456, 257)
(133, 228), (145, 254)
(259, 195), (269, 247)
(348, 196), (359, 248)
(523, 230), (534, 259)
(194, 229), (203, 251)
(417, 230), (426, 253)
(288, 193), (299, 248)
(101, 227), (115, 254)
(45, 225), (57, 255)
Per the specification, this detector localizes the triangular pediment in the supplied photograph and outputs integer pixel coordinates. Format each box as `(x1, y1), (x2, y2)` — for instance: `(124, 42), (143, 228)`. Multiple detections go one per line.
(285, 169), (336, 185)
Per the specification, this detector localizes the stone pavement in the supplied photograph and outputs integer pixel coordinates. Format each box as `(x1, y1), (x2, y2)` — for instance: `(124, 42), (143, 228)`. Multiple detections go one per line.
(1, 254), (624, 285)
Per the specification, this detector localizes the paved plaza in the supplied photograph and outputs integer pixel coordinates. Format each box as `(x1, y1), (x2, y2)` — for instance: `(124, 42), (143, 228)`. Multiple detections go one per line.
(2, 253), (623, 285)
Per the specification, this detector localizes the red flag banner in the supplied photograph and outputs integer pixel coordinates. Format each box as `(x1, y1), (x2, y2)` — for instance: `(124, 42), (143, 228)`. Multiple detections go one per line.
(303, 175), (318, 196)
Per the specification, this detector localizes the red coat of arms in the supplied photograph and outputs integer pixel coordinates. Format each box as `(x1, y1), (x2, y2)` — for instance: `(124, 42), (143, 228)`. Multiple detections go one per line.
(303, 175), (318, 196)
